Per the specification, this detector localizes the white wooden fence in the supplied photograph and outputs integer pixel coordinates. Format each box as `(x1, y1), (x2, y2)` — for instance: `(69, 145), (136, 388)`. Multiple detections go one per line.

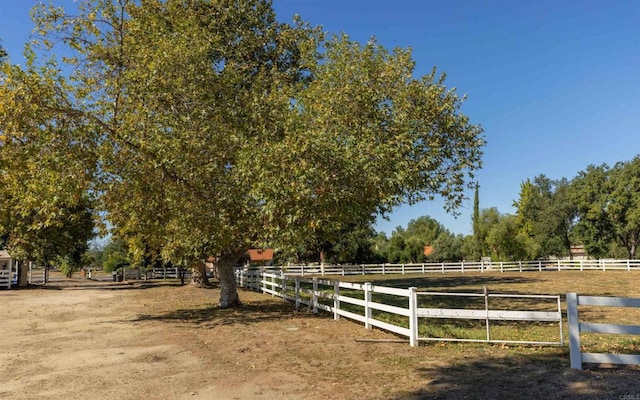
(567, 293), (640, 369)
(262, 259), (640, 276)
(0, 269), (11, 289)
(237, 269), (564, 347)
(416, 289), (563, 345)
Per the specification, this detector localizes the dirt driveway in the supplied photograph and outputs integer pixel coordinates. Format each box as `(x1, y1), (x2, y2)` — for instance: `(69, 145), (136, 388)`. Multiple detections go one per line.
(1, 279), (638, 400)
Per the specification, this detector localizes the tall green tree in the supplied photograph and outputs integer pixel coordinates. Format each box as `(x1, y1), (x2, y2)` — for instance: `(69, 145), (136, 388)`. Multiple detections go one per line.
(475, 207), (500, 257)
(0, 45), (96, 269)
(571, 158), (639, 259)
(513, 175), (575, 259)
(570, 164), (615, 258)
(4, 0), (484, 306)
(608, 157), (640, 259)
(431, 231), (464, 262)
(470, 183), (482, 260)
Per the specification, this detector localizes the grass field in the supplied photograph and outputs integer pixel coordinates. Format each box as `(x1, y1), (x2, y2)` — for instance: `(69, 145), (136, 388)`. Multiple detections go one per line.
(308, 271), (640, 355)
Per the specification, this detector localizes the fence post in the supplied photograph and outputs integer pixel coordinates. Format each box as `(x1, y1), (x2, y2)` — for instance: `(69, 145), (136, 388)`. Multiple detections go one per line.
(538, 260), (542, 272)
(422, 263), (425, 273)
(312, 277), (318, 313)
(567, 292), (582, 370)
(282, 276), (287, 301)
(461, 261), (464, 273)
(361, 264), (365, 275)
(409, 287), (418, 347)
(382, 263), (386, 275)
(295, 277), (301, 309)
(518, 261), (522, 272)
(402, 264), (405, 275)
(628, 260), (631, 272)
(483, 286), (490, 341)
(557, 260), (561, 271)
(333, 281), (340, 321)
(364, 282), (372, 329)
(500, 261), (503, 273)
(271, 274), (275, 297)
(441, 262), (445, 273)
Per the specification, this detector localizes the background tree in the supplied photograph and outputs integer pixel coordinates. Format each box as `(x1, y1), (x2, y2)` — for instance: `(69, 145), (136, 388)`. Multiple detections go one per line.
(7, 0), (483, 306)
(470, 183), (482, 260)
(475, 207), (500, 258)
(571, 157), (639, 259)
(485, 213), (528, 261)
(513, 175), (574, 259)
(100, 237), (131, 273)
(386, 216), (446, 263)
(570, 164), (616, 258)
(607, 157), (640, 259)
(431, 231), (465, 262)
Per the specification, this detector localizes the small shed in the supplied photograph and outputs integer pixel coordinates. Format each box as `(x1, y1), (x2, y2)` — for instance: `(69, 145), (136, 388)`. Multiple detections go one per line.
(0, 250), (16, 289)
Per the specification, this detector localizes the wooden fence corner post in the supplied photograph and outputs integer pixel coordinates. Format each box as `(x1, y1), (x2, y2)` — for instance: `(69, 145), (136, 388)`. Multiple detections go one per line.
(567, 292), (582, 370)
(409, 287), (418, 347)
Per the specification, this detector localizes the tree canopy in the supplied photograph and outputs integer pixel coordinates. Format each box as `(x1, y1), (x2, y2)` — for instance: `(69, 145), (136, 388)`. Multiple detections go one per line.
(1, 0), (484, 305)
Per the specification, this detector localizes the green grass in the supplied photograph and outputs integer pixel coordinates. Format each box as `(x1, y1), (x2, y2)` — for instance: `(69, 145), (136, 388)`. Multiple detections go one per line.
(294, 271), (640, 352)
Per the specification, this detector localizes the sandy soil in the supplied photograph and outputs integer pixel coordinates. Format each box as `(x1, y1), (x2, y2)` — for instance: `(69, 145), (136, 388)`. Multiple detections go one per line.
(1, 277), (638, 400)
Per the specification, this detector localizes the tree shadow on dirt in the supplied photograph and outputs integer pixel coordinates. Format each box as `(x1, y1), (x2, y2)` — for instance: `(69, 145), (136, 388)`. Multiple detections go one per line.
(364, 275), (538, 291)
(393, 349), (640, 400)
(22, 281), (184, 291)
(132, 299), (299, 328)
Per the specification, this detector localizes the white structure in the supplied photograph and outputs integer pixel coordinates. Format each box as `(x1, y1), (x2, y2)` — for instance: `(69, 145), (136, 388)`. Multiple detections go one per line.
(0, 250), (16, 289)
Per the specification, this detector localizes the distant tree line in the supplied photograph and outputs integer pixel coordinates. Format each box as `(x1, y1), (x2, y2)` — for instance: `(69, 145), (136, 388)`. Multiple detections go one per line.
(288, 156), (639, 264)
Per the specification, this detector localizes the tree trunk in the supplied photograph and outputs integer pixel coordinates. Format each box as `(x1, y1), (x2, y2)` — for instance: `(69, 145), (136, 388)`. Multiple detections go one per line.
(189, 262), (210, 287)
(217, 250), (245, 308)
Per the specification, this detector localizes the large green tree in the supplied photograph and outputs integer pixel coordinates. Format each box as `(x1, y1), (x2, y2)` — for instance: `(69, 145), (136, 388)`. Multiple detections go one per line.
(513, 175), (575, 259)
(571, 157), (639, 259)
(3, 0), (483, 306)
(0, 46), (95, 270)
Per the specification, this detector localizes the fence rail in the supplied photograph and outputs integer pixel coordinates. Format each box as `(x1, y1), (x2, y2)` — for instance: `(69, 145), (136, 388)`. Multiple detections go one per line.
(237, 269), (564, 347)
(0, 270), (11, 289)
(257, 259), (640, 277)
(567, 293), (640, 369)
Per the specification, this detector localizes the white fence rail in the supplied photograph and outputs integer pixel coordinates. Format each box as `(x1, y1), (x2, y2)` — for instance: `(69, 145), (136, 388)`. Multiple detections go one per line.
(567, 293), (640, 369)
(237, 269), (564, 347)
(261, 259), (640, 276)
(0, 269), (11, 289)
(416, 289), (563, 345)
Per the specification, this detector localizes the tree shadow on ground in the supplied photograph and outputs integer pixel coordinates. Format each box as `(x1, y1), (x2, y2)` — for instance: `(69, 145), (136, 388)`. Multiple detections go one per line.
(393, 349), (640, 400)
(132, 299), (299, 329)
(364, 275), (538, 291)
(22, 280), (184, 291)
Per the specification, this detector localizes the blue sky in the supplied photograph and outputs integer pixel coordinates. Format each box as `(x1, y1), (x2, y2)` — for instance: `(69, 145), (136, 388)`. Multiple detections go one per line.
(2, 1), (639, 237)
